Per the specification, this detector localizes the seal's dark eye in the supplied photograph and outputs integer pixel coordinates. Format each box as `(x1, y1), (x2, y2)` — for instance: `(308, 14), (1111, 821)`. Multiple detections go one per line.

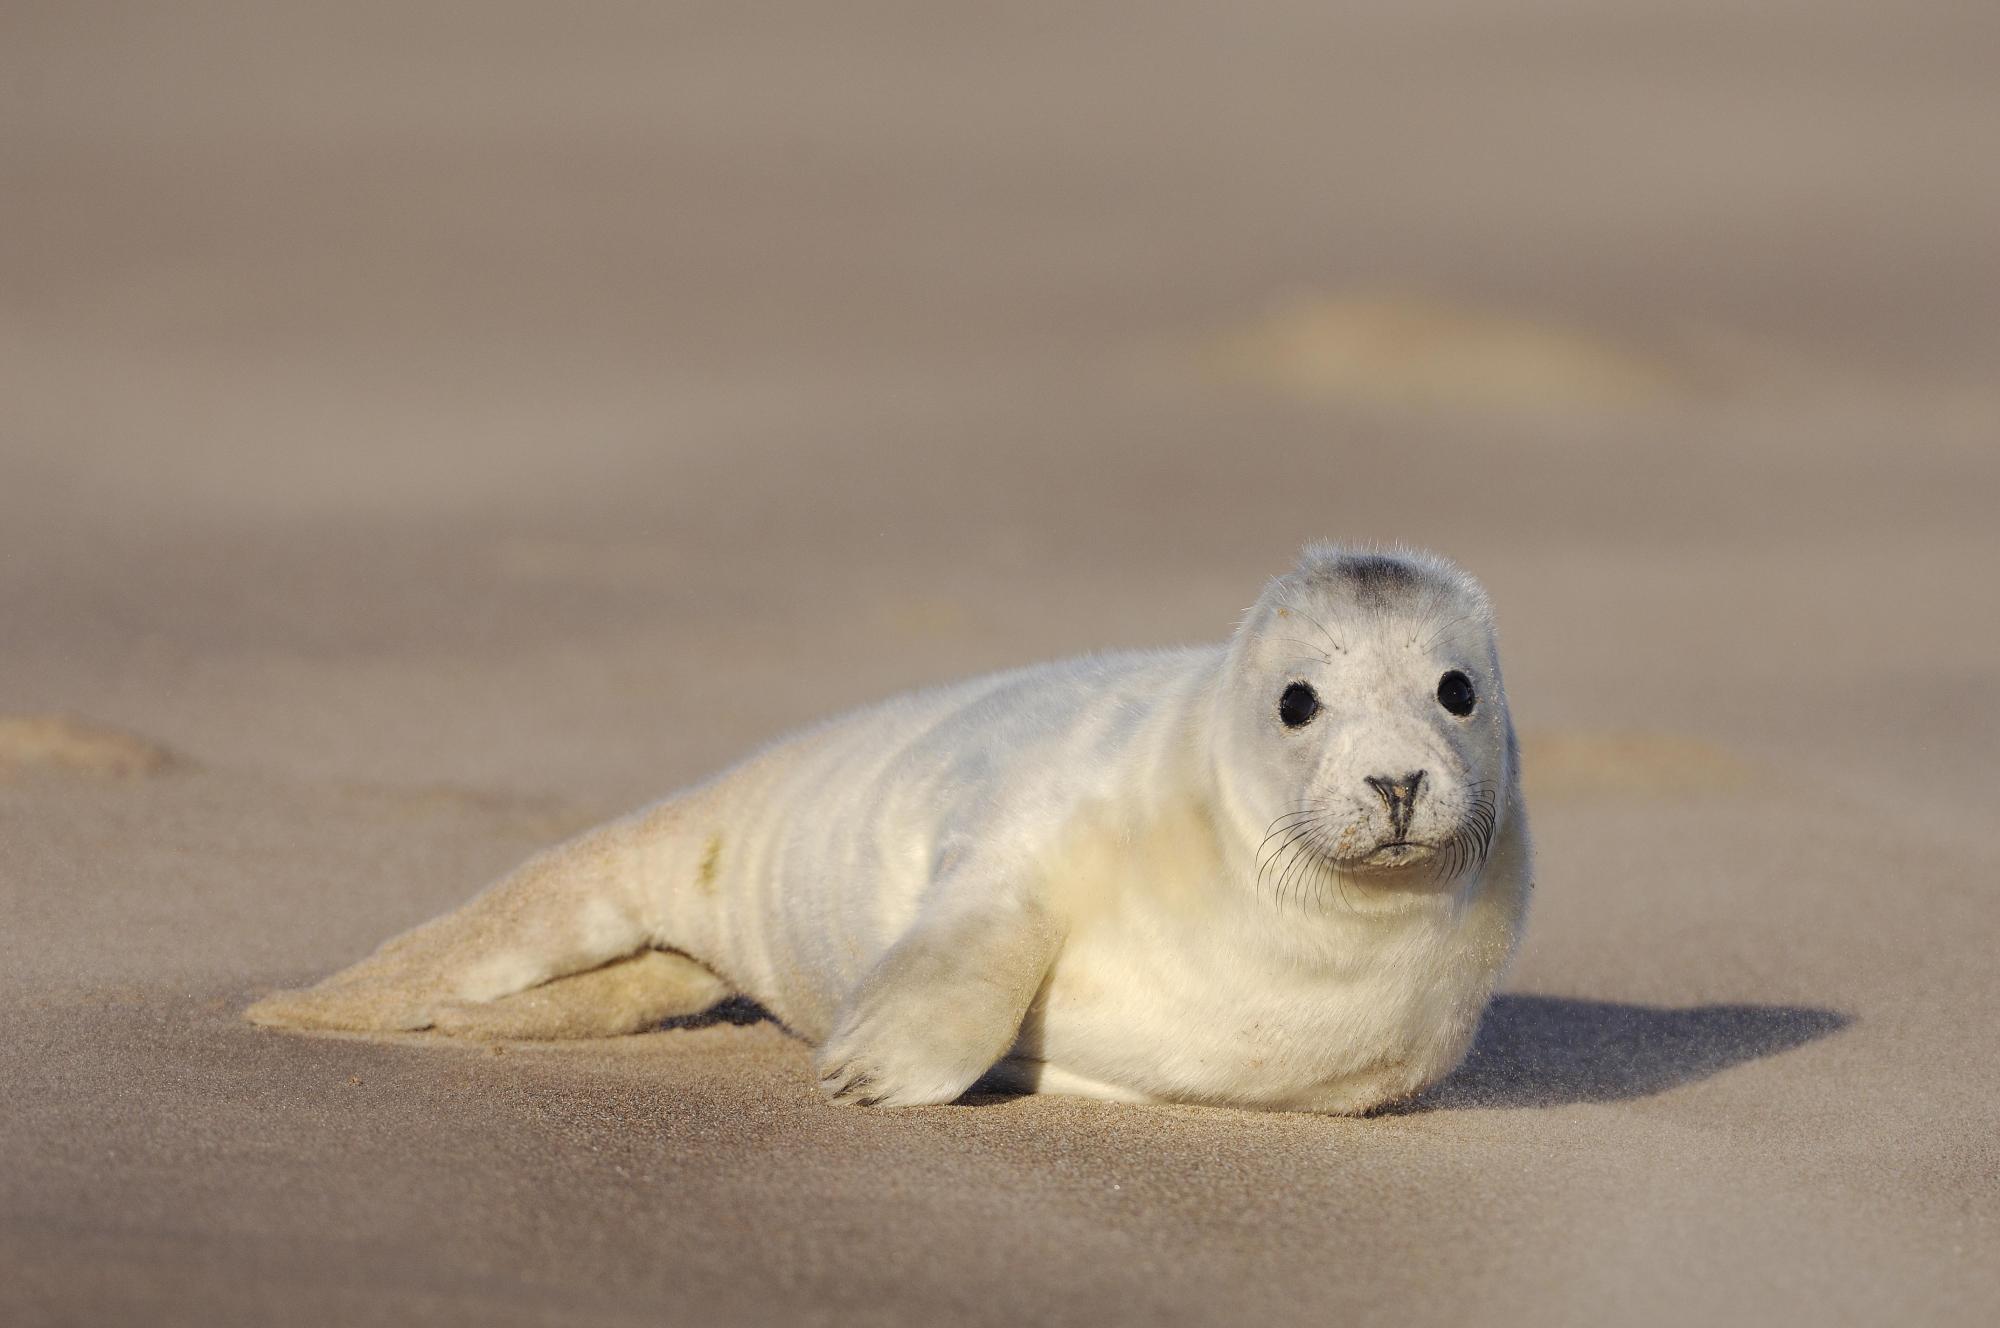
(1278, 682), (1321, 729)
(1436, 670), (1476, 717)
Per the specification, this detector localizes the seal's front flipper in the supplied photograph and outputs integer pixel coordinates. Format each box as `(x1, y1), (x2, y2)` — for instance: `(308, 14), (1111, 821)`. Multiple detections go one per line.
(816, 892), (1060, 1108)
(246, 815), (664, 1035)
(430, 950), (730, 1040)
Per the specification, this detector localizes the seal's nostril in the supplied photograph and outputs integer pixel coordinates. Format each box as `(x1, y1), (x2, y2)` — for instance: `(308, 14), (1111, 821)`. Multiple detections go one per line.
(1365, 771), (1427, 839)
(1365, 771), (1427, 803)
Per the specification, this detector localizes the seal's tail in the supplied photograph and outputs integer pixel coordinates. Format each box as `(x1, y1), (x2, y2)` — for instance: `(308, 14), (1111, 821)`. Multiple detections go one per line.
(245, 807), (731, 1038)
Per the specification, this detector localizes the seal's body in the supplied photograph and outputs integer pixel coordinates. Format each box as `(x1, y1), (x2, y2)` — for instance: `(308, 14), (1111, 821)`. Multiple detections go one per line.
(249, 546), (1531, 1113)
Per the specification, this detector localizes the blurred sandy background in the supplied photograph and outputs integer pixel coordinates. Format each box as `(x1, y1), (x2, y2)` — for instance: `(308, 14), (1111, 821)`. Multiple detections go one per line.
(3, 3), (1997, 1324)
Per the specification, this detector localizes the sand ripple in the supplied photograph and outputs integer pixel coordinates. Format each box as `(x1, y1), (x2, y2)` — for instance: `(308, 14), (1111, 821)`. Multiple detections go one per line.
(1211, 294), (1675, 410)
(0, 713), (179, 778)
(1520, 729), (1752, 800)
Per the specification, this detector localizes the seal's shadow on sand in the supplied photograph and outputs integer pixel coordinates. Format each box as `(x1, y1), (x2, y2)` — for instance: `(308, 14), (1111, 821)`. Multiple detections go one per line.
(662, 997), (773, 1030)
(669, 994), (1848, 1113)
(1407, 995), (1851, 1111)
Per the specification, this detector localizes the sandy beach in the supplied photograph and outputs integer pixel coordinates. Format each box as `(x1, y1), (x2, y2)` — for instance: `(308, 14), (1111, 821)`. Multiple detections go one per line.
(4, 3), (1997, 1323)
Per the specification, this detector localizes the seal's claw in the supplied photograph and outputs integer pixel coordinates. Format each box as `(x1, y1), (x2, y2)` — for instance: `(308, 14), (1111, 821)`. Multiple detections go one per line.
(812, 1001), (998, 1108)
(819, 1063), (882, 1106)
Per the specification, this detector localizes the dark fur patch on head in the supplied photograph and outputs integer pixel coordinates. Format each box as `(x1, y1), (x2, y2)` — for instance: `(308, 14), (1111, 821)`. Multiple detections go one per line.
(1273, 543), (1494, 648)
(1332, 554), (1430, 608)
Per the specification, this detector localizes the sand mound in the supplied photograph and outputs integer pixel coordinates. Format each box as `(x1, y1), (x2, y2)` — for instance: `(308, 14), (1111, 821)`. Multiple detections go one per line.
(1519, 729), (1752, 800)
(0, 714), (179, 778)
(1211, 294), (1675, 409)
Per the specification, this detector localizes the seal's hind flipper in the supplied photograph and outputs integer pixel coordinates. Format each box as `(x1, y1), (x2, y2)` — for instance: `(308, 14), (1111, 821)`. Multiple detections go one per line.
(429, 950), (730, 1040)
(242, 975), (440, 1033)
(247, 814), (669, 1035)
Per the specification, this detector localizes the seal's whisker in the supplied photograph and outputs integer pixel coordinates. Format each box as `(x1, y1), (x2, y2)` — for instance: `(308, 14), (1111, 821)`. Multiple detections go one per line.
(1275, 589), (1347, 656)
(1258, 816), (1323, 907)
(1416, 608), (1478, 654)
(1281, 822), (1328, 912)
(1271, 639), (1334, 666)
(1267, 831), (1312, 907)
(1306, 825), (1359, 913)
(1254, 829), (1288, 901)
(1257, 808), (1326, 852)
(1272, 824), (1313, 911)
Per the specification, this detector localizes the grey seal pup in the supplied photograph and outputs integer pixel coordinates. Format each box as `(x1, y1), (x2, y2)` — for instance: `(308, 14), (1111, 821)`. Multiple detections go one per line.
(249, 544), (1532, 1113)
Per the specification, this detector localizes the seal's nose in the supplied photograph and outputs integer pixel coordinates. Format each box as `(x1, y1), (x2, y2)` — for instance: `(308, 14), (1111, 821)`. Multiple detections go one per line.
(1364, 770), (1427, 841)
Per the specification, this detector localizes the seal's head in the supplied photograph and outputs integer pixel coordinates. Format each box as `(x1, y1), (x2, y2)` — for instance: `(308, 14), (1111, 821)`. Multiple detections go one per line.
(1213, 545), (1517, 904)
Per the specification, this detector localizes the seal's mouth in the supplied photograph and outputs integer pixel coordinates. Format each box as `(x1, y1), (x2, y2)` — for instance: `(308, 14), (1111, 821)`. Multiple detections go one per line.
(1348, 841), (1438, 870)
(1256, 790), (1499, 909)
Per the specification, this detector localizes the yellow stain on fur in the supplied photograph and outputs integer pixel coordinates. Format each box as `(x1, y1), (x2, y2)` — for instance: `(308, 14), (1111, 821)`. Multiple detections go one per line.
(697, 833), (724, 895)
(0, 713), (179, 778)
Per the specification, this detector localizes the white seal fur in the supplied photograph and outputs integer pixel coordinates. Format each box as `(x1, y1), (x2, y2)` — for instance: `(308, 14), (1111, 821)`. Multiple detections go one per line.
(248, 544), (1532, 1114)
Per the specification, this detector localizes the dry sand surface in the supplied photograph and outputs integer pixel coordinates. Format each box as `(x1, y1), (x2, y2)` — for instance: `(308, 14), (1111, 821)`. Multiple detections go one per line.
(4, 3), (1998, 1324)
